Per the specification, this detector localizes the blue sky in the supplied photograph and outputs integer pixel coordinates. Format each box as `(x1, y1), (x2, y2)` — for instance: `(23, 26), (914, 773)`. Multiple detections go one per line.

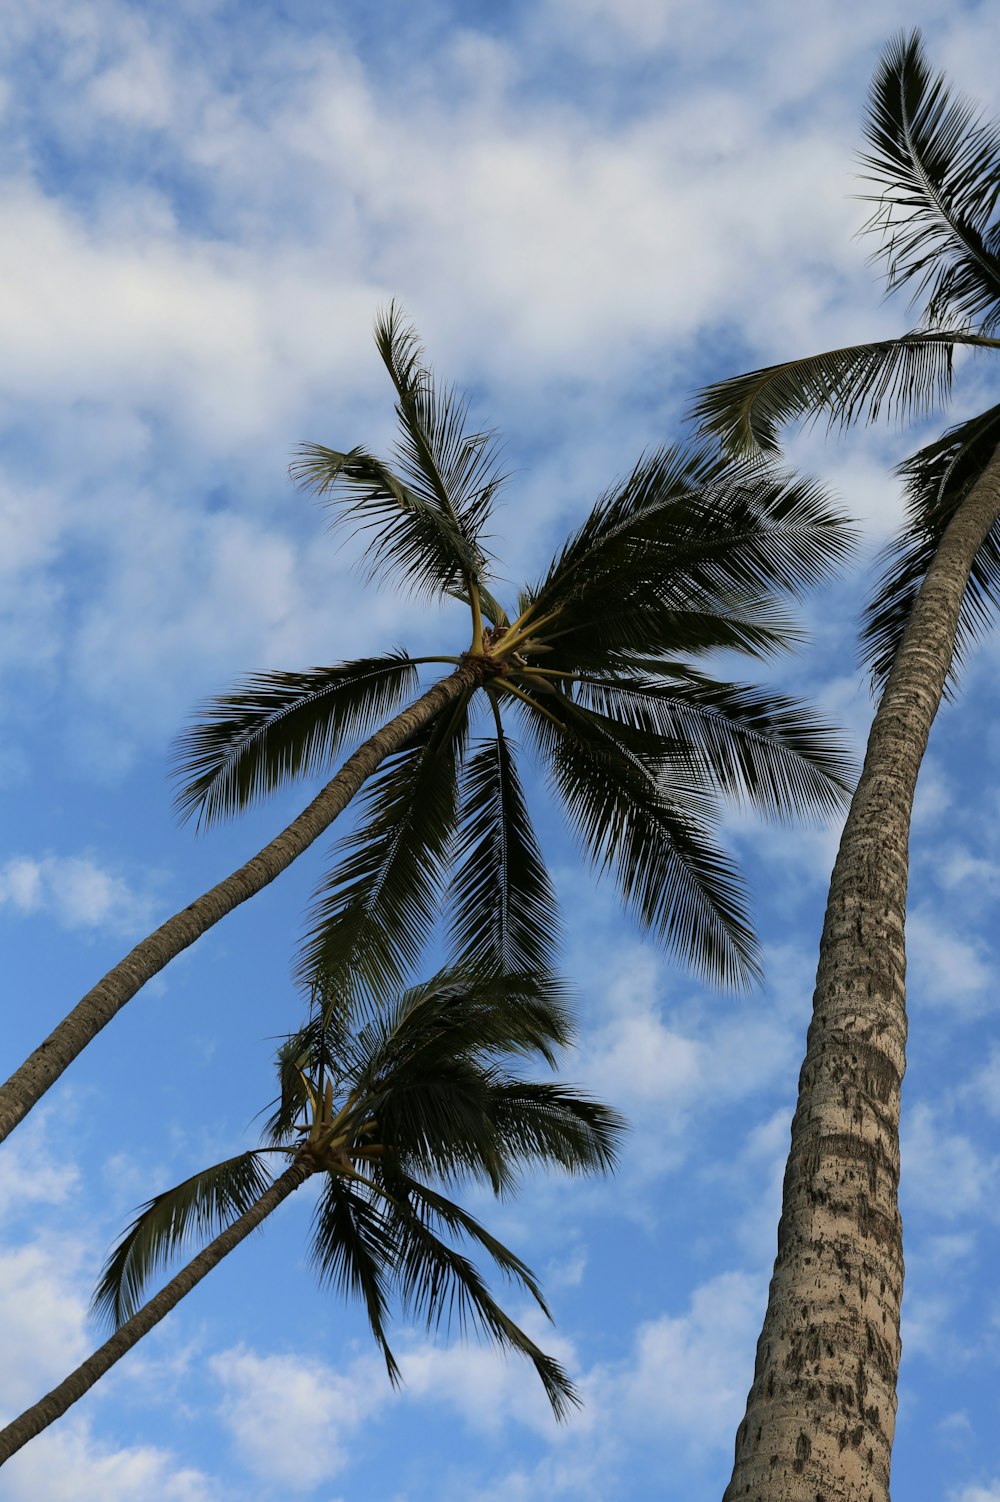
(3, 1), (1000, 1498)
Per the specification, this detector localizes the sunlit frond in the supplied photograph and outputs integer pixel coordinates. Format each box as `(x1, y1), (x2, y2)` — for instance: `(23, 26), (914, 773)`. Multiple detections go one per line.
(860, 30), (1000, 330)
(860, 403), (1000, 692)
(171, 653), (419, 828)
(92, 1153), (273, 1329)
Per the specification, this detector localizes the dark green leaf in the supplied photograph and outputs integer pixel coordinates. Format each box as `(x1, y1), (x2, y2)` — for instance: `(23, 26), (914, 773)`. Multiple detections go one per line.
(172, 653), (418, 828)
(298, 701), (471, 1003)
(92, 1152), (273, 1329)
(449, 728), (560, 976)
(860, 30), (1000, 330)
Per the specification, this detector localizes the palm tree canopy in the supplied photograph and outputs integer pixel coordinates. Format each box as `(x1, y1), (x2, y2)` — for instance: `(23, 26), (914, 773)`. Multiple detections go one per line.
(174, 307), (855, 996)
(693, 31), (1000, 691)
(92, 972), (623, 1419)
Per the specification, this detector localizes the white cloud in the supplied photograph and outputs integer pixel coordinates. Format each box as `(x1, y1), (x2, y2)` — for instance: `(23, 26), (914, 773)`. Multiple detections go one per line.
(0, 1111), (79, 1222)
(210, 1346), (383, 1489)
(907, 903), (997, 1016)
(0, 1423), (218, 1502)
(0, 1241), (91, 1414)
(0, 854), (158, 934)
(901, 1103), (1000, 1222)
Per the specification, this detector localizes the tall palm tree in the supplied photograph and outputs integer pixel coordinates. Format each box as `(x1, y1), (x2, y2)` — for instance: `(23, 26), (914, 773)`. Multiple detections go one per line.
(0, 309), (853, 1143)
(0, 971), (622, 1466)
(693, 32), (1000, 1502)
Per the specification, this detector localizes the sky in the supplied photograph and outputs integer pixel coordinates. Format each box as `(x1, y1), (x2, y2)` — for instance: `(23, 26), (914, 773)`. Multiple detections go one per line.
(2, 0), (1000, 1498)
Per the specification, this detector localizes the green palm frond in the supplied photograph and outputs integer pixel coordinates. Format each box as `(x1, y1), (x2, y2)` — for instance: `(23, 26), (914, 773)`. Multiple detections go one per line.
(692, 334), (964, 455)
(375, 304), (504, 572)
(289, 443), (478, 603)
(520, 450), (851, 664)
(574, 667), (855, 820)
(298, 699), (471, 1003)
(262, 1008), (354, 1143)
(290, 306), (501, 606)
(363, 1167), (579, 1419)
(310, 1176), (402, 1384)
(512, 684), (759, 987)
(860, 403), (1000, 692)
(367, 973), (574, 1078)
(448, 726), (560, 976)
(860, 31), (1000, 331)
(484, 1080), (624, 1176)
(172, 653), (419, 828)
(385, 1172), (551, 1310)
(92, 1152), (273, 1329)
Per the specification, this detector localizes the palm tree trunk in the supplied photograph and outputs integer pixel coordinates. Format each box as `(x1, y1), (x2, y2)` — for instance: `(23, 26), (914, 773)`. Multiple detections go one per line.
(0, 1156), (315, 1466)
(724, 444), (1000, 1502)
(0, 666), (478, 1145)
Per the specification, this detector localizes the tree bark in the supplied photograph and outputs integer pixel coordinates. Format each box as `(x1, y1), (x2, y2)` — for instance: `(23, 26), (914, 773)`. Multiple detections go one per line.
(723, 444), (1000, 1502)
(0, 1158), (315, 1465)
(0, 666), (477, 1145)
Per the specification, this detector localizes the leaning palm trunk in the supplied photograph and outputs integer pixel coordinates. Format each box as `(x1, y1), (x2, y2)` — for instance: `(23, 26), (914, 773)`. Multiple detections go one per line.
(0, 667), (475, 1145)
(0, 1159), (313, 1466)
(724, 443), (1000, 1502)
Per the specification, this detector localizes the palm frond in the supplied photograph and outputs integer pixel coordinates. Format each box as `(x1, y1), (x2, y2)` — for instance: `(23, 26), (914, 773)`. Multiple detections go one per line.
(692, 334), (961, 455)
(375, 303), (504, 574)
(262, 1008), (354, 1143)
(860, 403), (1000, 692)
(520, 449), (851, 666)
(485, 1080), (624, 1176)
(574, 667), (855, 820)
(860, 31), (1000, 330)
(367, 972), (574, 1075)
(448, 726), (560, 976)
(92, 1152), (273, 1329)
(290, 442), (479, 604)
(172, 653), (418, 828)
(297, 702), (471, 1003)
(512, 684), (760, 988)
(368, 1168), (579, 1419)
(310, 1176), (401, 1384)
(291, 306), (502, 607)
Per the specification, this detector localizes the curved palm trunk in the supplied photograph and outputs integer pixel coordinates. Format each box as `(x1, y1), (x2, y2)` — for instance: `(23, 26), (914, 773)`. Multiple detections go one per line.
(724, 445), (1000, 1502)
(0, 666), (477, 1145)
(0, 1156), (315, 1466)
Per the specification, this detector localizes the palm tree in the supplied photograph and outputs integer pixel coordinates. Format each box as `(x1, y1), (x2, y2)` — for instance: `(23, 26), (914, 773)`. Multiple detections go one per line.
(693, 32), (1000, 1502)
(0, 971), (623, 1465)
(0, 308), (854, 1143)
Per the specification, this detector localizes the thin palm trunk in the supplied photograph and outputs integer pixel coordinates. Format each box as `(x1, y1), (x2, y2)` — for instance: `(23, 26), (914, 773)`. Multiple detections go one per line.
(724, 443), (1000, 1502)
(0, 1157), (314, 1466)
(0, 666), (477, 1145)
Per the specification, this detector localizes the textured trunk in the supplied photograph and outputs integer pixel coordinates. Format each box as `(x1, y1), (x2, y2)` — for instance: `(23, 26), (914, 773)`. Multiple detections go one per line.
(0, 667), (476, 1144)
(724, 444), (1000, 1502)
(0, 1157), (314, 1465)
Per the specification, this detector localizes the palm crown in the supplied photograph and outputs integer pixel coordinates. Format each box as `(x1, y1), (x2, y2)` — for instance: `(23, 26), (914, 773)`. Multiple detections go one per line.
(693, 30), (1000, 689)
(91, 972), (623, 1417)
(174, 306), (853, 998)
